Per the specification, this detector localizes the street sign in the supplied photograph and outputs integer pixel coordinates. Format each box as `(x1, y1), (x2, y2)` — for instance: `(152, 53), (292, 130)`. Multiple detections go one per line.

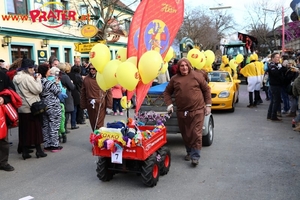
(74, 41), (106, 53)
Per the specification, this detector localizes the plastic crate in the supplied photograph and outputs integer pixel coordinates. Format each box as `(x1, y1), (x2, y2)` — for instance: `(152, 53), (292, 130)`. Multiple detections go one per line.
(92, 126), (167, 161)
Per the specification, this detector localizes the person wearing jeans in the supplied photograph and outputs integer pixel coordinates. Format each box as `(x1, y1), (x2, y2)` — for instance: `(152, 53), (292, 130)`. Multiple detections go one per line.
(112, 84), (125, 116)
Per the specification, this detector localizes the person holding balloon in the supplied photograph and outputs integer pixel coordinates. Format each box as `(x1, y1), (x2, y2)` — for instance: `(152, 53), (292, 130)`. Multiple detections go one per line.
(163, 58), (212, 167)
(80, 64), (113, 131)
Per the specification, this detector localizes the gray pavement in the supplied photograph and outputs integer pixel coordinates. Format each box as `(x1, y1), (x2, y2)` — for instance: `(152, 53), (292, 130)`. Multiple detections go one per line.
(1, 85), (300, 200)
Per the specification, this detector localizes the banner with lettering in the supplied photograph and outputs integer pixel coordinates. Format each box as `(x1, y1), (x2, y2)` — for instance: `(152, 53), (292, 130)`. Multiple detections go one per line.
(134, 0), (184, 112)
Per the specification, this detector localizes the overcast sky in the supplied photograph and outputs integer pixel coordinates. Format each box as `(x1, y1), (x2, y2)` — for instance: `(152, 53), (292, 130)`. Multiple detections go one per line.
(122, 0), (292, 33)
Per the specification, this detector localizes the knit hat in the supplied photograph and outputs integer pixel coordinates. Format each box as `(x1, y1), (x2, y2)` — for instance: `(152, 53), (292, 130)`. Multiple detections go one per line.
(49, 66), (60, 76)
(18, 58), (35, 71)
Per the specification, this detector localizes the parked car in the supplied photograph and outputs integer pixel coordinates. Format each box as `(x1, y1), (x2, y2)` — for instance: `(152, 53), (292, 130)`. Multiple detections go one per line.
(208, 71), (241, 112)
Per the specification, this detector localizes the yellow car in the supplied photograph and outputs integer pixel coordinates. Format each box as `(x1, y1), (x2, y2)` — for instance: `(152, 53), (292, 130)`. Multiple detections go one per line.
(208, 71), (241, 112)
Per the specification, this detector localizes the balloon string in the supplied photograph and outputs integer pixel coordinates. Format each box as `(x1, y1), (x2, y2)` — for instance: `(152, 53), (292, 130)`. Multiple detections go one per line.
(94, 91), (107, 131)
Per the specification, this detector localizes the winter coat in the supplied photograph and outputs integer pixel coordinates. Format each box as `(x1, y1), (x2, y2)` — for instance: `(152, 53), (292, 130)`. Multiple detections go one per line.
(13, 71), (43, 113)
(112, 85), (125, 99)
(68, 69), (83, 106)
(60, 71), (75, 112)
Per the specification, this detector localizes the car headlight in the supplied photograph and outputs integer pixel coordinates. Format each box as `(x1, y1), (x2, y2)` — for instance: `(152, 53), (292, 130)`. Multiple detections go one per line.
(218, 91), (230, 98)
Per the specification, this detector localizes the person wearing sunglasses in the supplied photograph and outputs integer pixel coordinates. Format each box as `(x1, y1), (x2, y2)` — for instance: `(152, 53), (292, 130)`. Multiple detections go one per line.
(80, 64), (112, 131)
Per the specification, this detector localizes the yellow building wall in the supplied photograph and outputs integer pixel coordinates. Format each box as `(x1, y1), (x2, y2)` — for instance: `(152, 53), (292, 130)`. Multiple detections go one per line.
(0, 0), (133, 64)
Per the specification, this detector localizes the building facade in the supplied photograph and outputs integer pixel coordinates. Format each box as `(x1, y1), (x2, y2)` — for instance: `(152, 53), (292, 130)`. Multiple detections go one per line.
(0, 0), (133, 65)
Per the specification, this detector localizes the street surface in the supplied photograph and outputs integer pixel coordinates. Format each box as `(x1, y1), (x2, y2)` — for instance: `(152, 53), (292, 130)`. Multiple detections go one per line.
(1, 85), (300, 200)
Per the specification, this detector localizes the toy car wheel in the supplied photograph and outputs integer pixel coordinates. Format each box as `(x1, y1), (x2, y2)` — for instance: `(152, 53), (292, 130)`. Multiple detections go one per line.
(157, 146), (171, 175)
(202, 116), (214, 146)
(96, 157), (114, 182)
(141, 152), (160, 187)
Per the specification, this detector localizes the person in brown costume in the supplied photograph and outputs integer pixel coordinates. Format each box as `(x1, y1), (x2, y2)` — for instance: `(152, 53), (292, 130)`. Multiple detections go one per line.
(80, 64), (113, 131)
(163, 58), (212, 166)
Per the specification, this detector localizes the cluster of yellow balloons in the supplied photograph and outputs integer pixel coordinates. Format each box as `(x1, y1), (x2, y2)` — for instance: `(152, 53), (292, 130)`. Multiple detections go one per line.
(186, 48), (216, 71)
(90, 44), (173, 93)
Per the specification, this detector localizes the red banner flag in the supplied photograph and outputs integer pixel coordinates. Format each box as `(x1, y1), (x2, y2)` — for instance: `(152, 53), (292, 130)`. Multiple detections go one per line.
(134, 0), (184, 112)
(127, 1), (147, 59)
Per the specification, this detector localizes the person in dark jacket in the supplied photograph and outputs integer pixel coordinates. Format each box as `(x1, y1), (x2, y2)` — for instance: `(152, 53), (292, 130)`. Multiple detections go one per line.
(267, 53), (287, 121)
(0, 70), (15, 171)
(68, 65), (84, 128)
(58, 63), (76, 130)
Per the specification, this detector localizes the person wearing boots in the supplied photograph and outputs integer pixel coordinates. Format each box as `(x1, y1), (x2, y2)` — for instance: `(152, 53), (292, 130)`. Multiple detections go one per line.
(253, 54), (265, 104)
(13, 58), (47, 159)
(0, 70), (16, 171)
(163, 58), (211, 167)
(266, 53), (287, 121)
(37, 64), (63, 152)
(240, 54), (264, 108)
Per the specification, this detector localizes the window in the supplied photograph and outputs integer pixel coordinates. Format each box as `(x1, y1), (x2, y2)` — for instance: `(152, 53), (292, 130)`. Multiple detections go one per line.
(124, 19), (131, 32)
(51, 47), (59, 59)
(11, 46), (32, 62)
(7, 0), (28, 14)
(79, 5), (89, 25)
(61, 0), (69, 25)
(64, 48), (71, 63)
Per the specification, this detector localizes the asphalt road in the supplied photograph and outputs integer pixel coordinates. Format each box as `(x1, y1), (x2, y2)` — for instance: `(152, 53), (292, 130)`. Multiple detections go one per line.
(1, 85), (300, 200)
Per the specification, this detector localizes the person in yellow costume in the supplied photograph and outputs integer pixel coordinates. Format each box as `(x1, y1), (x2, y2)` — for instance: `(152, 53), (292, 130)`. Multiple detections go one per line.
(240, 54), (264, 107)
(253, 53), (265, 104)
(219, 55), (234, 76)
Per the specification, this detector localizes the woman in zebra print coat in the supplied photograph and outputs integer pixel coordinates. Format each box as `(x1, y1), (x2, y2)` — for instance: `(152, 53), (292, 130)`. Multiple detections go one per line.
(38, 64), (63, 152)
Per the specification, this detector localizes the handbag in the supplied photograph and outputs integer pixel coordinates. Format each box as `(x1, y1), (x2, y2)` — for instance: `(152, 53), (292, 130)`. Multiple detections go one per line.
(1, 103), (18, 127)
(30, 101), (48, 116)
(0, 106), (8, 139)
(16, 84), (48, 116)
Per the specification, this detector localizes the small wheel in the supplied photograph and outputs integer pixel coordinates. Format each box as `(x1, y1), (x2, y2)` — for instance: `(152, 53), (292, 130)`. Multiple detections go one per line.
(157, 146), (171, 175)
(141, 152), (160, 187)
(96, 157), (114, 182)
(202, 116), (214, 146)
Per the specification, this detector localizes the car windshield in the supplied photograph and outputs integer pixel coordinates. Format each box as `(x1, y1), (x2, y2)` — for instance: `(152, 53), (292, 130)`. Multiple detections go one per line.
(208, 72), (231, 82)
(227, 46), (245, 56)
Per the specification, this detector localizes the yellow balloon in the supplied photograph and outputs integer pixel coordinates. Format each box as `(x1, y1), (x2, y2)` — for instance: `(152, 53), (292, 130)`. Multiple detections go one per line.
(187, 48), (202, 67)
(138, 50), (163, 84)
(235, 54), (244, 64)
(116, 47), (127, 62)
(204, 50), (215, 66)
(96, 72), (109, 91)
(194, 51), (207, 69)
(121, 96), (132, 109)
(126, 56), (138, 67)
(90, 44), (111, 73)
(102, 60), (121, 89)
(160, 61), (168, 74)
(164, 47), (174, 62)
(116, 62), (139, 91)
(229, 59), (238, 70)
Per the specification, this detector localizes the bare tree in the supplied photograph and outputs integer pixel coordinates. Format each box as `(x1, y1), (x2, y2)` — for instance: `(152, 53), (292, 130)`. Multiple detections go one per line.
(176, 6), (235, 52)
(72, 0), (138, 43)
(244, 0), (282, 55)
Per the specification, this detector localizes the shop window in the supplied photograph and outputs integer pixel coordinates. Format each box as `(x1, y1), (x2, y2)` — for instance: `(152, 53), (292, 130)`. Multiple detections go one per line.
(64, 48), (71, 63)
(11, 46), (32, 62)
(51, 47), (59, 59)
(7, 0), (28, 14)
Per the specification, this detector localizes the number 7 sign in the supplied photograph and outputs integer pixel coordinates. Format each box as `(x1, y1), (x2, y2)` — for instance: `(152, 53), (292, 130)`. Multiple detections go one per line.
(111, 148), (123, 164)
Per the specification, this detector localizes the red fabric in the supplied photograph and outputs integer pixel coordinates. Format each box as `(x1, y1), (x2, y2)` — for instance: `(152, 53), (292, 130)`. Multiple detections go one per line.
(134, 0), (184, 112)
(1, 103), (18, 127)
(0, 89), (22, 108)
(6, 69), (17, 81)
(0, 107), (7, 139)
